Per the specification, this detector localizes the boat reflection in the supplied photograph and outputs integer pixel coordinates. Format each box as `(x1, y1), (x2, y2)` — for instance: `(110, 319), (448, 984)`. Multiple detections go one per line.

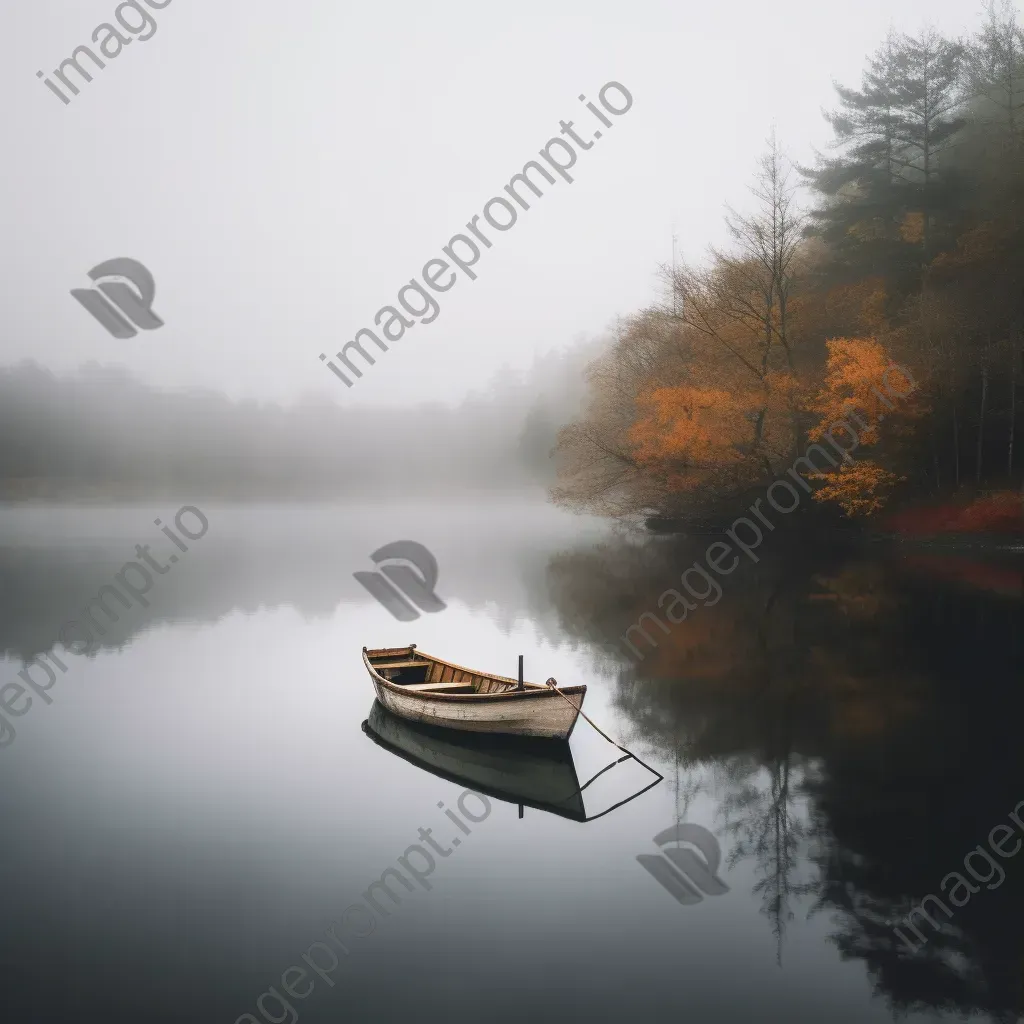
(362, 701), (661, 822)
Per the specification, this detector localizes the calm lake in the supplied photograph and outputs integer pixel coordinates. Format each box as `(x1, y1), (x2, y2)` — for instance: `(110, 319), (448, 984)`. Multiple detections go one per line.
(1, 498), (1022, 1024)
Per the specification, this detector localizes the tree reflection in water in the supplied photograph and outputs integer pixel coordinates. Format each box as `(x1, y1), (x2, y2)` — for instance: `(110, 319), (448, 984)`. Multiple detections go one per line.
(546, 530), (1024, 1019)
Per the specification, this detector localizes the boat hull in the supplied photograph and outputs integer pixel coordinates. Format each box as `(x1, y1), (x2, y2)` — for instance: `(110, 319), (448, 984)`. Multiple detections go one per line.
(363, 647), (586, 740)
(371, 676), (583, 739)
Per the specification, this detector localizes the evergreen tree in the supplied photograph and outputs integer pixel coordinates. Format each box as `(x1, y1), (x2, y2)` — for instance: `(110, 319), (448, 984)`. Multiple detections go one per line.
(802, 34), (913, 287)
(891, 27), (967, 263)
(964, 0), (1024, 148)
(804, 29), (966, 289)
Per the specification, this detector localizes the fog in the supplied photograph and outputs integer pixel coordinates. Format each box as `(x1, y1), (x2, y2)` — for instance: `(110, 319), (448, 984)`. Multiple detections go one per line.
(0, 342), (598, 498)
(1, 0), (978, 413)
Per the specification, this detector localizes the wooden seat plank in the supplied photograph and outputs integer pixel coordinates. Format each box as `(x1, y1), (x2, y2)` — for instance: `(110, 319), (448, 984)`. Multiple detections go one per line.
(399, 682), (475, 691)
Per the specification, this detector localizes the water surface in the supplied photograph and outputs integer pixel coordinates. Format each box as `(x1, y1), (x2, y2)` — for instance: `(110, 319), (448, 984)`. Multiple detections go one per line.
(1, 499), (1022, 1024)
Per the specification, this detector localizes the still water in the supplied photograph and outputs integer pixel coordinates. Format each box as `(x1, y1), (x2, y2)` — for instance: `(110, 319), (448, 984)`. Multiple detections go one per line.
(1, 498), (1022, 1024)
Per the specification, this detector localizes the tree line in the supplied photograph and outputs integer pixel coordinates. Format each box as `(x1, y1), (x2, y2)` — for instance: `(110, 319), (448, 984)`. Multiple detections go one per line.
(0, 344), (596, 500)
(554, 2), (1024, 525)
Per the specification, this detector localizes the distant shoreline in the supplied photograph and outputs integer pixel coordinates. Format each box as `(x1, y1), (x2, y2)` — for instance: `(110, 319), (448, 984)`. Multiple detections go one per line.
(0, 482), (553, 505)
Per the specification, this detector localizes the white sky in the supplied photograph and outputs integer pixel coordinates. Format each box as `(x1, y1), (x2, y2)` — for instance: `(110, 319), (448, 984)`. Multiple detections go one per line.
(0, 0), (988, 407)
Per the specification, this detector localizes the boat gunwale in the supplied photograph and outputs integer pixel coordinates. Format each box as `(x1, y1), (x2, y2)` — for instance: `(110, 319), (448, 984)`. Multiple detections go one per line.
(363, 647), (587, 703)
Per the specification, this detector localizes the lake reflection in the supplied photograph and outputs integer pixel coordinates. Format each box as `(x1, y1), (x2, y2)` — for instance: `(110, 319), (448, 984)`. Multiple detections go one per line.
(0, 500), (1021, 1024)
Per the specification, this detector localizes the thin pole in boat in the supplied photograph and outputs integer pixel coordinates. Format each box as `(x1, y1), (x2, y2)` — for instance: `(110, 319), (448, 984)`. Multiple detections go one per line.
(517, 654), (524, 691)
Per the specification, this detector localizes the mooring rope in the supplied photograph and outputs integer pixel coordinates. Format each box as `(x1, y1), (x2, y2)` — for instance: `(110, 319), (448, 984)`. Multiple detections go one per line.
(545, 677), (665, 783)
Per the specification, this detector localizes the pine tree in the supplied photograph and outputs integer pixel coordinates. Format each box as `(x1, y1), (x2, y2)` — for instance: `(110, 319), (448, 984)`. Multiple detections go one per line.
(964, 0), (1024, 148)
(891, 27), (967, 263)
(802, 34), (911, 285)
(803, 29), (967, 287)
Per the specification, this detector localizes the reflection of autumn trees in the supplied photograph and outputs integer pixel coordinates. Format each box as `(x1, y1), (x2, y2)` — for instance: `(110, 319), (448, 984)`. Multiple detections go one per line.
(720, 748), (816, 964)
(555, 9), (1024, 524)
(804, 687), (1024, 1023)
(545, 530), (1024, 1017)
(803, 553), (1024, 1021)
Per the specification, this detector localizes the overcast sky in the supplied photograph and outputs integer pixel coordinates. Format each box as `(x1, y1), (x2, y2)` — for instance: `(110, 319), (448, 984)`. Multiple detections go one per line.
(1, 0), (987, 408)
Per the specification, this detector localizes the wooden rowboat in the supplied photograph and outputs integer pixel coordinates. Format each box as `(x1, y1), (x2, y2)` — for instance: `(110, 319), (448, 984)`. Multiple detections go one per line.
(362, 645), (586, 740)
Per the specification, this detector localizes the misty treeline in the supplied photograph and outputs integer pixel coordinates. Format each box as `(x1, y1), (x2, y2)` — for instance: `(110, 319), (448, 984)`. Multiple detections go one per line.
(554, 2), (1024, 523)
(0, 345), (596, 499)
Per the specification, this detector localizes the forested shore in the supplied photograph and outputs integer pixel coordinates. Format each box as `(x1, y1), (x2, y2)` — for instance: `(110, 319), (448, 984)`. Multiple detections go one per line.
(553, 2), (1024, 535)
(0, 347), (593, 501)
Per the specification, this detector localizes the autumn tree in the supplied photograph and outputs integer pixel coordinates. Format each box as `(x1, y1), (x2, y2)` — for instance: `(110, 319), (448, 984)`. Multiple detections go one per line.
(554, 137), (811, 519)
(552, 313), (683, 518)
(555, 10), (1023, 528)
(641, 136), (807, 490)
(803, 338), (926, 516)
(717, 129), (804, 375)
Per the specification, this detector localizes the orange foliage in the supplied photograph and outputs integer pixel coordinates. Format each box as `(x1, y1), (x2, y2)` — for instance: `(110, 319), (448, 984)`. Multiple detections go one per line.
(628, 385), (751, 489)
(824, 279), (890, 334)
(931, 219), (1010, 273)
(763, 370), (801, 404)
(806, 337), (896, 444)
(899, 211), (925, 244)
(807, 460), (903, 517)
(802, 338), (924, 517)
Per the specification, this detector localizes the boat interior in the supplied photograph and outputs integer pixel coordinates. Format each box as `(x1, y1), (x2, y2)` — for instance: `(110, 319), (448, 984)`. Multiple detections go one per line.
(366, 646), (543, 695)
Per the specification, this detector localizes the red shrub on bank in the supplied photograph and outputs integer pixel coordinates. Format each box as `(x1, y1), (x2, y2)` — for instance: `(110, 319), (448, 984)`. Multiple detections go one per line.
(883, 492), (1024, 536)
